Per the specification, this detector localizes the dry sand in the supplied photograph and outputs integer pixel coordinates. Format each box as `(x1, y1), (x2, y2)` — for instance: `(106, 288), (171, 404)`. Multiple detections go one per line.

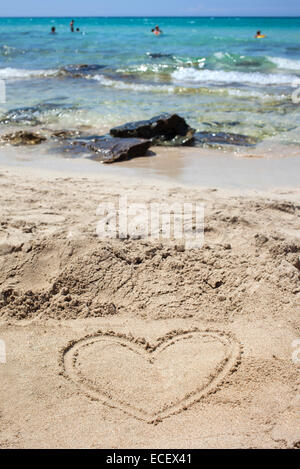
(0, 164), (299, 448)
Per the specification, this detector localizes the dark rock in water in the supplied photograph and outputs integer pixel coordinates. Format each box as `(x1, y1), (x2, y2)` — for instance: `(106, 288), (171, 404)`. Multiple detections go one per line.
(147, 53), (173, 59)
(0, 131), (46, 145)
(70, 136), (151, 163)
(50, 129), (81, 140)
(194, 131), (257, 147)
(0, 107), (42, 126)
(110, 113), (195, 146)
(59, 64), (106, 78)
(0, 103), (73, 126)
(203, 121), (240, 128)
(152, 132), (195, 147)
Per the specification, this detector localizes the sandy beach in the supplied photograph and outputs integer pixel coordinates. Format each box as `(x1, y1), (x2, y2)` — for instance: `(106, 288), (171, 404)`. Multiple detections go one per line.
(0, 158), (299, 448)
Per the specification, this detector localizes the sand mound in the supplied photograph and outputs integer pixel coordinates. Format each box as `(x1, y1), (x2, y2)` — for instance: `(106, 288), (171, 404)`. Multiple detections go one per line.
(0, 173), (299, 323)
(0, 229), (299, 322)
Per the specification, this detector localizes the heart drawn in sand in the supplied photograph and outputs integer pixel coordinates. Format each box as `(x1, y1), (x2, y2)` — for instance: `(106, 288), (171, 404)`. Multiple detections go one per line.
(61, 329), (241, 423)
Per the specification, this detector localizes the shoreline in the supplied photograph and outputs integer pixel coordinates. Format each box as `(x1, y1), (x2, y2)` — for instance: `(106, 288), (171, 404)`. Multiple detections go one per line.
(1, 144), (300, 190)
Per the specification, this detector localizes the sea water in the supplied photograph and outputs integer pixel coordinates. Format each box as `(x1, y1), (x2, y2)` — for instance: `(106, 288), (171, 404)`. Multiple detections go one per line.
(0, 16), (300, 152)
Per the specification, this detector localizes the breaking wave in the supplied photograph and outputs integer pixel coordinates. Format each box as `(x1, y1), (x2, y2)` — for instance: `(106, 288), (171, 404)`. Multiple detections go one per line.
(171, 68), (298, 86)
(0, 67), (57, 80)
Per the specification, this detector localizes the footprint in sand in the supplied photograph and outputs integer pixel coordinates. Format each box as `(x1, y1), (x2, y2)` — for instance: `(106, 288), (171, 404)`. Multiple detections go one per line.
(60, 329), (242, 423)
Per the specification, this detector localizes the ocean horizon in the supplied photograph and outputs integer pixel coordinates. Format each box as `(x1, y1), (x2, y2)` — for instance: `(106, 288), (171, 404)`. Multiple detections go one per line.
(0, 15), (300, 17)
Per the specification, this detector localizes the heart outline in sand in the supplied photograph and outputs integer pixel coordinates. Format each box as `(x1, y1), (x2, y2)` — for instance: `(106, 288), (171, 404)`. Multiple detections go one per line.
(60, 329), (241, 424)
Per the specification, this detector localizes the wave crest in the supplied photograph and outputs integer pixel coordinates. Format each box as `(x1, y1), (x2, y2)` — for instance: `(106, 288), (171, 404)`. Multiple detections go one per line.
(171, 68), (298, 86)
(268, 57), (300, 71)
(92, 74), (175, 93)
(0, 67), (57, 80)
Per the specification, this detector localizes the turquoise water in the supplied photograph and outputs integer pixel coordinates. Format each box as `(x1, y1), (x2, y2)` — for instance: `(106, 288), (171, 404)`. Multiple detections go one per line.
(0, 17), (300, 149)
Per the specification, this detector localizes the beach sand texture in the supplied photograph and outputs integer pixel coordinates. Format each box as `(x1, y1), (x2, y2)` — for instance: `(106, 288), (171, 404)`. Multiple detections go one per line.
(0, 167), (299, 448)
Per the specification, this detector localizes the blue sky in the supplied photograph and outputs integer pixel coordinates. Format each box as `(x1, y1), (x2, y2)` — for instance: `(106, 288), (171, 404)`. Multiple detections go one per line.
(0, 0), (300, 17)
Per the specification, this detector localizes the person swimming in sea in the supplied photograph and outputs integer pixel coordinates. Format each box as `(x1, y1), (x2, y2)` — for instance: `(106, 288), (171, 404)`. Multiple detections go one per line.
(255, 30), (266, 38)
(51, 26), (56, 34)
(70, 19), (75, 32)
(151, 25), (163, 35)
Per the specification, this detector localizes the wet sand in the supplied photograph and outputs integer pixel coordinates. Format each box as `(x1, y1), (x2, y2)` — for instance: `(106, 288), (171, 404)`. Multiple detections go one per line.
(1, 143), (300, 189)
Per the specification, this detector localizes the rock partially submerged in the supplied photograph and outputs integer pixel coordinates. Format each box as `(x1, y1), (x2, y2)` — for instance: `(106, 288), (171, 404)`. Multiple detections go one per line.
(0, 109), (256, 163)
(0, 131), (46, 145)
(59, 64), (106, 78)
(0, 103), (74, 126)
(110, 113), (195, 146)
(0, 106), (42, 126)
(146, 53), (173, 59)
(70, 137), (151, 163)
(50, 129), (82, 140)
(194, 131), (257, 147)
(110, 115), (255, 148)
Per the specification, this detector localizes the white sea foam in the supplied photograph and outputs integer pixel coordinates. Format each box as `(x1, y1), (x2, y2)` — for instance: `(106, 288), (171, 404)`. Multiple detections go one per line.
(0, 67), (57, 80)
(214, 52), (225, 59)
(227, 88), (286, 101)
(171, 67), (297, 86)
(268, 57), (300, 71)
(93, 74), (287, 103)
(92, 74), (175, 93)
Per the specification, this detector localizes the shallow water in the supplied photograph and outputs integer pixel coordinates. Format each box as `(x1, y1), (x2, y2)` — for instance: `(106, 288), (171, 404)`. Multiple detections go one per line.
(0, 16), (300, 151)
